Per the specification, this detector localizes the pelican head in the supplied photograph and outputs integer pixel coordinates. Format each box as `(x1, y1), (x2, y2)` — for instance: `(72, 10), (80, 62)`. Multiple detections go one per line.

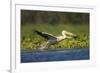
(62, 30), (77, 38)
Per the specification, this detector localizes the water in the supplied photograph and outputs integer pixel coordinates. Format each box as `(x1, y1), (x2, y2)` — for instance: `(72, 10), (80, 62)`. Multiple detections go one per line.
(21, 48), (89, 63)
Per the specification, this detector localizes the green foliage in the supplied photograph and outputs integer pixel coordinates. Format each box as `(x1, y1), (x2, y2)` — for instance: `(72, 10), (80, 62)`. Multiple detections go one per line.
(21, 24), (89, 52)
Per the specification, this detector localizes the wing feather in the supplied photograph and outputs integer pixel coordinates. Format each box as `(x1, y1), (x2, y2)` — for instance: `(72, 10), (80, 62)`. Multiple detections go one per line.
(34, 30), (56, 40)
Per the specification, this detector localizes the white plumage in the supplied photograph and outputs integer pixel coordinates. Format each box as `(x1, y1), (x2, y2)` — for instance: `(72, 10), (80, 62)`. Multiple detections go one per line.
(34, 30), (77, 51)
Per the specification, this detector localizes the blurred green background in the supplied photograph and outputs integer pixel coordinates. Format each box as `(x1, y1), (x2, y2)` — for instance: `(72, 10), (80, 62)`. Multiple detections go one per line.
(21, 10), (89, 52)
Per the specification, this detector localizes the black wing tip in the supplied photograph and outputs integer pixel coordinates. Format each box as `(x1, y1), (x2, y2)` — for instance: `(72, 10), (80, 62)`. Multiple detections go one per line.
(33, 29), (39, 33)
(33, 29), (42, 34)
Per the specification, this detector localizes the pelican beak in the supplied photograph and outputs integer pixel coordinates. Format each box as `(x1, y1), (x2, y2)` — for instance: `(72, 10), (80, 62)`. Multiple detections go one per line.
(72, 34), (78, 38)
(65, 31), (78, 38)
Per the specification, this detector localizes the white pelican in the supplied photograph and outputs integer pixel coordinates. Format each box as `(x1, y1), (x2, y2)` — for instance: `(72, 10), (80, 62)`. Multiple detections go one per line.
(34, 30), (77, 51)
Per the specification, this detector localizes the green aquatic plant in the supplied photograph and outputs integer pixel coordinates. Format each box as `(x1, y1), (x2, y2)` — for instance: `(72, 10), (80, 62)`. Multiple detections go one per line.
(21, 24), (89, 51)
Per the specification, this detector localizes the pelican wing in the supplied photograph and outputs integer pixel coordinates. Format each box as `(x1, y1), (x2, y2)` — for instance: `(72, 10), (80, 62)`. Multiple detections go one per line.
(34, 30), (56, 40)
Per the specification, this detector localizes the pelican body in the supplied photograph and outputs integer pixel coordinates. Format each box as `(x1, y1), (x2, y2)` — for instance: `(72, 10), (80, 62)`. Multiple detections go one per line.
(34, 30), (77, 51)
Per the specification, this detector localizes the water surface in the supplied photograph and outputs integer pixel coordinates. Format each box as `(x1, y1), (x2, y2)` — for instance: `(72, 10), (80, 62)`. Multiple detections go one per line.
(21, 48), (89, 63)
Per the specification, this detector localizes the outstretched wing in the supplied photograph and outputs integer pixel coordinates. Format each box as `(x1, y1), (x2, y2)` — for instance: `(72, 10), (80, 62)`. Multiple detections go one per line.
(34, 30), (56, 40)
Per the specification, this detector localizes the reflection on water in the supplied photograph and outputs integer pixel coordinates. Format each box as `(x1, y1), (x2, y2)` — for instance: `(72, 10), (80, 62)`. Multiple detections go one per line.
(21, 48), (89, 63)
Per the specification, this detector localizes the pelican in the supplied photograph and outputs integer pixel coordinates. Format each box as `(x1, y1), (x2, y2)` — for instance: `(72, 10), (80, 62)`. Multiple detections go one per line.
(34, 30), (77, 51)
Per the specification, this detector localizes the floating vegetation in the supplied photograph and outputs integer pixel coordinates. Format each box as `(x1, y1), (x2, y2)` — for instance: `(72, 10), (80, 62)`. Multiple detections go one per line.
(21, 24), (89, 51)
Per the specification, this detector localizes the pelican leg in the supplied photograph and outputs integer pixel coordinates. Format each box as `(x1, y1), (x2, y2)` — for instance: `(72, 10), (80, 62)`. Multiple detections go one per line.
(44, 42), (50, 49)
(38, 42), (50, 51)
